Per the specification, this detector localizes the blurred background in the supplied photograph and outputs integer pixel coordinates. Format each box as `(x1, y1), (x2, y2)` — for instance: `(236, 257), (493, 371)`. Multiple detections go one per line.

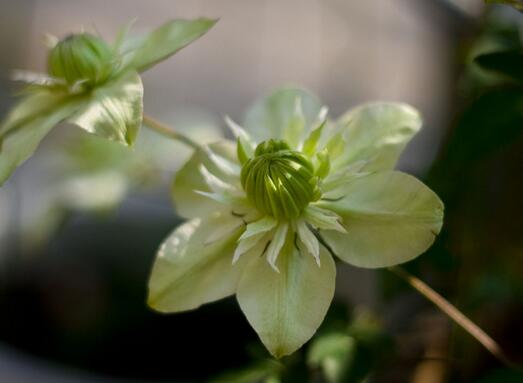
(0, 0), (523, 382)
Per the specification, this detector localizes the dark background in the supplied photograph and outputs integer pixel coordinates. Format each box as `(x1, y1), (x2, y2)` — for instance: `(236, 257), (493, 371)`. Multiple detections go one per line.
(0, 1), (522, 382)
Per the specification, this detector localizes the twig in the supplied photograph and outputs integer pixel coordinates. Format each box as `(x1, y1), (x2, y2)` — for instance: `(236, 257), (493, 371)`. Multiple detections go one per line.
(142, 114), (201, 150)
(389, 266), (519, 369)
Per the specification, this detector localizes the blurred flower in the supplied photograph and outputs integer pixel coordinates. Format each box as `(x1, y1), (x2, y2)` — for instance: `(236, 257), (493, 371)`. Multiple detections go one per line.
(0, 18), (217, 185)
(18, 110), (222, 250)
(147, 88), (444, 358)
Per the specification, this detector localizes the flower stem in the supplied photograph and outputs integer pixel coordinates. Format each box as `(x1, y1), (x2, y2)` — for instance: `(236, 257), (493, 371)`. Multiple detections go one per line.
(142, 114), (201, 150)
(389, 266), (518, 369)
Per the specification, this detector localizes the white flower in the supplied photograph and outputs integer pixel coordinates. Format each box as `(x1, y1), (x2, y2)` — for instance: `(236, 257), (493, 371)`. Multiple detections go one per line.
(147, 88), (444, 358)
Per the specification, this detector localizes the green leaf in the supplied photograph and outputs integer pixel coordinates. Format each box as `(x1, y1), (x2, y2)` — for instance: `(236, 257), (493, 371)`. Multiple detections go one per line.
(126, 18), (217, 72)
(0, 101), (78, 186)
(477, 368), (523, 383)
(67, 71), (143, 145)
(318, 171), (443, 268)
(327, 103), (421, 174)
(172, 141), (237, 219)
(475, 51), (523, 83)
(485, 0), (523, 11)
(308, 333), (356, 383)
(237, 244), (336, 358)
(244, 88), (323, 148)
(147, 212), (248, 313)
(209, 360), (283, 383)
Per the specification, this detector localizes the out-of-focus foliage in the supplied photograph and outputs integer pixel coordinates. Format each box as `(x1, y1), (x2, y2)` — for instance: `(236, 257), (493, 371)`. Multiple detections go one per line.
(383, 7), (523, 382)
(21, 114), (222, 250)
(307, 310), (392, 383)
(209, 306), (392, 383)
(486, 0), (523, 12)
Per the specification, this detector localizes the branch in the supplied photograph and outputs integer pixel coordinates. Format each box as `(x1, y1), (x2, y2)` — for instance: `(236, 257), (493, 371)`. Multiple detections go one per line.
(142, 114), (201, 150)
(389, 266), (519, 369)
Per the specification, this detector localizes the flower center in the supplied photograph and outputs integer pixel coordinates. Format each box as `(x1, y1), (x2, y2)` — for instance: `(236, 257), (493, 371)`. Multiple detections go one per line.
(48, 33), (116, 88)
(240, 139), (321, 220)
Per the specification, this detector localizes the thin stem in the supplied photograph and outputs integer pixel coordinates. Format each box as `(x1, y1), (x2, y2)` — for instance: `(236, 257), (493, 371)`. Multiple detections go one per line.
(389, 266), (518, 369)
(142, 114), (201, 150)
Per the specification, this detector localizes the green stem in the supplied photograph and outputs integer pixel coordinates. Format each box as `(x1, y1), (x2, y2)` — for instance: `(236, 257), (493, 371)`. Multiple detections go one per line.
(142, 114), (201, 150)
(389, 266), (518, 369)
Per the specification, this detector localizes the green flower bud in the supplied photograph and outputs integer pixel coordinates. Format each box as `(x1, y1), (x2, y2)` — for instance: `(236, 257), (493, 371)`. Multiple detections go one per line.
(48, 33), (116, 87)
(241, 139), (321, 220)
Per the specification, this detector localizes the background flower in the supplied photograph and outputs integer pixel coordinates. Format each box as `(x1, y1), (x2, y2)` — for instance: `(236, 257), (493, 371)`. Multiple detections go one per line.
(0, 18), (216, 185)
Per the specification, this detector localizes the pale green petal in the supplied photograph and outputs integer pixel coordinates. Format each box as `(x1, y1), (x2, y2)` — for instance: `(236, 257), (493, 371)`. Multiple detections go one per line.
(296, 219), (320, 265)
(147, 212), (247, 313)
(244, 88), (323, 148)
(318, 171), (443, 268)
(302, 119), (326, 157)
(0, 89), (68, 136)
(0, 101), (79, 186)
(11, 70), (66, 91)
(172, 140), (239, 219)
(327, 103), (421, 173)
(265, 222), (288, 271)
(239, 216), (277, 241)
(237, 245), (336, 358)
(67, 71), (143, 145)
(125, 18), (217, 72)
(304, 205), (346, 233)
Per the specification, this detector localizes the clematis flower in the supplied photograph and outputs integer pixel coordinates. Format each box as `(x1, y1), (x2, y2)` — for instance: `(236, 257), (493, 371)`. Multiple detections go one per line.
(0, 18), (216, 185)
(147, 88), (444, 358)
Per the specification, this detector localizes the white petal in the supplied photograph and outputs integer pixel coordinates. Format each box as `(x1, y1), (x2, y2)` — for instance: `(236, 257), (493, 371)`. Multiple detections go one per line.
(239, 216), (277, 241)
(237, 247), (336, 358)
(147, 213), (248, 313)
(233, 216), (277, 264)
(266, 223), (289, 272)
(327, 102), (422, 173)
(243, 88), (323, 148)
(172, 141), (239, 219)
(194, 190), (246, 206)
(199, 164), (237, 194)
(304, 205), (346, 233)
(224, 115), (252, 143)
(233, 231), (271, 264)
(203, 146), (241, 177)
(317, 106), (328, 122)
(204, 217), (244, 245)
(318, 171), (444, 268)
(297, 219), (320, 266)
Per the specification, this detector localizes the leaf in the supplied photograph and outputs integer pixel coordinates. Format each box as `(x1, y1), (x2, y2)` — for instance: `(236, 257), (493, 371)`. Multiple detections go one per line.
(147, 212), (248, 313)
(244, 88), (323, 148)
(67, 71), (143, 145)
(126, 18), (217, 72)
(209, 360), (283, 383)
(237, 244), (336, 358)
(308, 333), (357, 383)
(318, 171), (443, 268)
(485, 0), (523, 12)
(429, 87), (523, 192)
(0, 101), (78, 186)
(475, 51), (523, 83)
